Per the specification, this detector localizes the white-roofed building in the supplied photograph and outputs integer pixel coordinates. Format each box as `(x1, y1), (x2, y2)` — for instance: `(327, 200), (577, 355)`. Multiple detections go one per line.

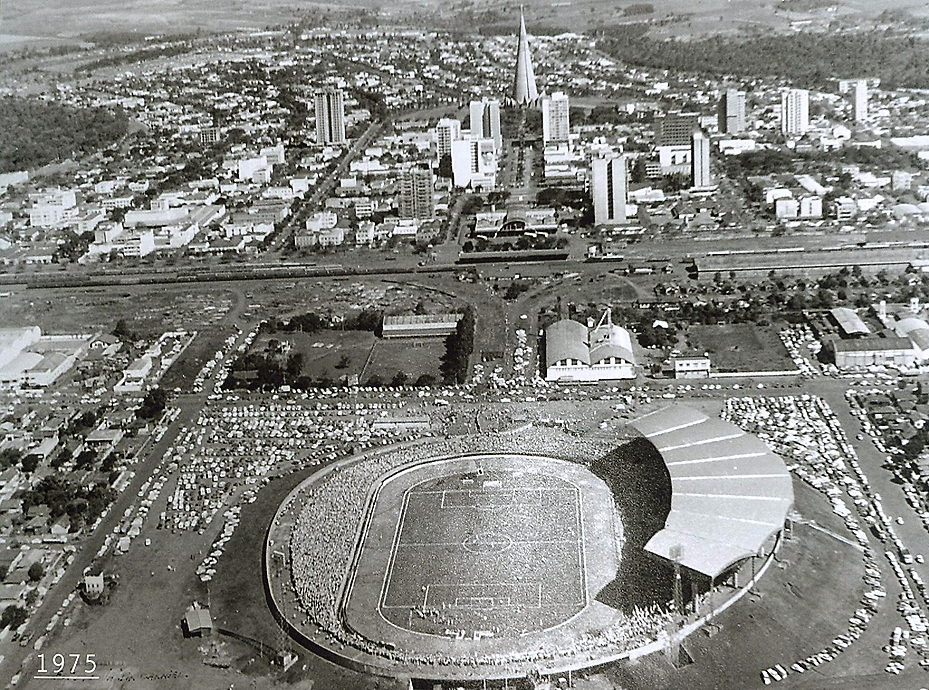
(545, 309), (636, 381)
(896, 316), (929, 361)
(629, 405), (793, 581)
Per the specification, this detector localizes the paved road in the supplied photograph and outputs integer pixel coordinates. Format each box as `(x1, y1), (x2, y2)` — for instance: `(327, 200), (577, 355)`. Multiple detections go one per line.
(0, 400), (202, 688)
(819, 384), (929, 588)
(269, 121), (383, 253)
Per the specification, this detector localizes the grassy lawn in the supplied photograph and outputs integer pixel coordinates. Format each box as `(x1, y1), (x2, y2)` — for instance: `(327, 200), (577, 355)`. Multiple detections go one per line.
(247, 331), (447, 386)
(365, 338), (446, 384)
(683, 323), (793, 373)
(256, 330), (376, 382)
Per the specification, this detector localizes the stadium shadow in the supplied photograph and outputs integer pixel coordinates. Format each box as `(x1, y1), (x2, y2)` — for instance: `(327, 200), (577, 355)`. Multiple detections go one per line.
(589, 437), (674, 614)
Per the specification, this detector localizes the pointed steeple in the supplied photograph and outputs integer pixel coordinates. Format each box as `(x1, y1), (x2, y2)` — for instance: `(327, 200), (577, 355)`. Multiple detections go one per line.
(512, 6), (539, 106)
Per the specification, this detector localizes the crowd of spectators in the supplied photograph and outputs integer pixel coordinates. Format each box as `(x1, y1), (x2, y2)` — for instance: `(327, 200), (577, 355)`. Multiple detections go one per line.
(285, 428), (675, 669)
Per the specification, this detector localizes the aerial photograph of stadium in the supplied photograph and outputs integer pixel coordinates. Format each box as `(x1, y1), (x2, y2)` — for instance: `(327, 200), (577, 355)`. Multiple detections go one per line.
(6, 0), (929, 688)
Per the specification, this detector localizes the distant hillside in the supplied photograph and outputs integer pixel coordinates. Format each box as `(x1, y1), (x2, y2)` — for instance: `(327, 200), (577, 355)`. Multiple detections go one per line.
(599, 26), (929, 90)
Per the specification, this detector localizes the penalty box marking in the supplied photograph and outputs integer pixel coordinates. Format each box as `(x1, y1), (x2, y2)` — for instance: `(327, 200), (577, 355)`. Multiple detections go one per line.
(436, 486), (577, 509)
(422, 582), (542, 609)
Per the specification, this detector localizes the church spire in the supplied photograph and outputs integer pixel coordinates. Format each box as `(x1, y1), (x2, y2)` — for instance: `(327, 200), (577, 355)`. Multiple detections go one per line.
(512, 6), (539, 106)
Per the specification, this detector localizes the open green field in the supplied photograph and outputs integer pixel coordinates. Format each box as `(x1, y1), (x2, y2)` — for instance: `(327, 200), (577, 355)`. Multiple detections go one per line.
(682, 323), (793, 373)
(251, 329), (446, 385)
(254, 330), (376, 383)
(366, 338), (446, 383)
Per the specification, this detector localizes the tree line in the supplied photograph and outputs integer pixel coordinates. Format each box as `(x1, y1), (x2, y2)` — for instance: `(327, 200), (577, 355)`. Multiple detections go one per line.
(600, 26), (929, 90)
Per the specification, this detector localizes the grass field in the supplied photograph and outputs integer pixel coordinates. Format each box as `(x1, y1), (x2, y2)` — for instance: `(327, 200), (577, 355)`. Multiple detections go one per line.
(366, 338), (446, 383)
(255, 330), (376, 383)
(683, 323), (794, 373)
(380, 469), (586, 636)
(250, 330), (447, 385)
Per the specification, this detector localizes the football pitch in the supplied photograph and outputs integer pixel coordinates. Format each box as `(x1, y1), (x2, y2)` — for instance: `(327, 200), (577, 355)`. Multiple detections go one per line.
(378, 468), (587, 637)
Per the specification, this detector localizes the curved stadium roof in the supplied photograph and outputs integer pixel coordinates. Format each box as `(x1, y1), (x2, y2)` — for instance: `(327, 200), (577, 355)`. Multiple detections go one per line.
(628, 405), (793, 579)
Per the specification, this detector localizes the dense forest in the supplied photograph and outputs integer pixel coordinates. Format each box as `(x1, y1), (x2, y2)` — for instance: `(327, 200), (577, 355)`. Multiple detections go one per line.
(0, 97), (130, 173)
(600, 27), (929, 90)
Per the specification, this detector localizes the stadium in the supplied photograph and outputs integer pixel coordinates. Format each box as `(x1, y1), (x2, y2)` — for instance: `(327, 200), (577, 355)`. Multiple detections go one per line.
(264, 405), (793, 682)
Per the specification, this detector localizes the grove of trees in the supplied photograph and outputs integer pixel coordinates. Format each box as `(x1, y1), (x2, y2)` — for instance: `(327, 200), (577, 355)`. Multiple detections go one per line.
(0, 96), (130, 173)
(600, 26), (929, 90)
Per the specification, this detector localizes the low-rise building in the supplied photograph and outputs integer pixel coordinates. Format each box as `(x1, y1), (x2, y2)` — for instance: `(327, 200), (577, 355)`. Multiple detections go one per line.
(672, 356), (711, 379)
(545, 309), (636, 382)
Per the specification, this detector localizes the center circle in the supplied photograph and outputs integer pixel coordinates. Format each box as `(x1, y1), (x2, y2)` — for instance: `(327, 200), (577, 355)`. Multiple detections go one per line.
(462, 531), (514, 554)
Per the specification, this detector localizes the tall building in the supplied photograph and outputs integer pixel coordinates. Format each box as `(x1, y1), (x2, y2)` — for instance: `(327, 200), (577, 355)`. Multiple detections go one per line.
(590, 154), (627, 226)
(780, 88), (810, 136)
(469, 99), (502, 153)
(854, 79), (868, 122)
(542, 92), (570, 145)
(451, 138), (496, 189)
(511, 7), (539, 106)
(656, 112), (700, 147)
(691, 130), (712, 188)
(717, 89), (746, 134)
(436, 118), (461, 160)
(314, 88), (346, 145)
(399, 166), (435, 220)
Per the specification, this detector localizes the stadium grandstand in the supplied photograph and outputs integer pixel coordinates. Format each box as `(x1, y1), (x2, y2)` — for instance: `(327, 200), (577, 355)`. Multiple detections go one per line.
(545, 309), (636, 382)
(381, 313), (462, 339)
(628, 405), (793, 584)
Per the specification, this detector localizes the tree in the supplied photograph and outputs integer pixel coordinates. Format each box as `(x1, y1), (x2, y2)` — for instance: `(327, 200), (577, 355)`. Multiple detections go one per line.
(28, 562), (44, 582)
(391, 371), (409, 387)
(0, 448), (22, 469)
(74, 449), (97, 471)
(415, 374), (437, 387)
(20, 454), (39, 474)
(138, 387), (167, 420)
(366, 374), (384, 387)
(0, 606), (26, 631)
(112, 319), (137, 342)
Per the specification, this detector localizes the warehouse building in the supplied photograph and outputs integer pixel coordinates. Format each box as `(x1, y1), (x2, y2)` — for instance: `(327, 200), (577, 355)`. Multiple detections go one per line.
(545, 309), (636, 382)
(828, 335), (916, 370)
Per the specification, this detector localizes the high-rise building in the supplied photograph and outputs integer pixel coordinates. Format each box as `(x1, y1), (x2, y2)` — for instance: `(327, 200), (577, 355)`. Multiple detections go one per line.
(469, 98), (502, 153)
(717, 89), (746, 134)
(399, 166), (435, 220)
(436, 118), (461, 160)
(542, 92), (570, 145)
(451, 138), (497, 189)
(591, 154), (627, 226)
(656, 112), (700, 147)
(511, 7), (539, 106)
(854, 79), (868, 122)
(691, 130), (712, 188)
(780, 88), (810, 136)
(314, 88), (346, 145)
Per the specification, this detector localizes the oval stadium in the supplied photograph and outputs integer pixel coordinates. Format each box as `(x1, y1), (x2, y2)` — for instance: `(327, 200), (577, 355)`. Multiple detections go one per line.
(264, 405), (793, 681)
